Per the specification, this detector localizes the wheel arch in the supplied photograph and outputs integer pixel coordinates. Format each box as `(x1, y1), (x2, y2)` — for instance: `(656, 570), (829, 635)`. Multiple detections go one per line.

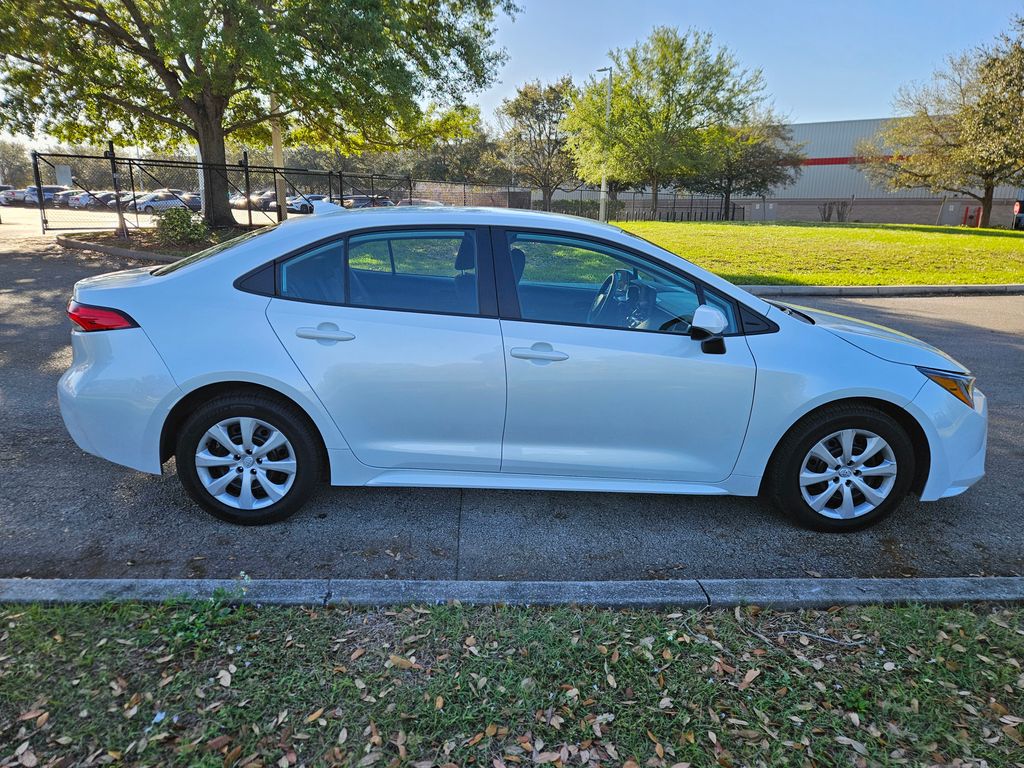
(758, 396), (931, 496)
(159, 381), (330, 477)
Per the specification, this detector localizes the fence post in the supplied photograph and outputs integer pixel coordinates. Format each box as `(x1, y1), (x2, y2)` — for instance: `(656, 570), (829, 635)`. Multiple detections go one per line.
(242, 150), (252, 227)
(407, 175), (413, 203)
(327, 170), (334, 204)
(105, 141), (129, 239)
(127, 159), (139, 230)
(463, 182), (467, 206)
(30, 151), (46, 234)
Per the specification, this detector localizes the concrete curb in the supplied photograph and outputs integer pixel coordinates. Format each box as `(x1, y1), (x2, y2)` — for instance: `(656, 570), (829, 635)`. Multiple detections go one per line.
(2, 577), (1023, 610)
(56, 234), (178, 263)
(54, 234), (1024, 297)
(739, 283), (1024, 297)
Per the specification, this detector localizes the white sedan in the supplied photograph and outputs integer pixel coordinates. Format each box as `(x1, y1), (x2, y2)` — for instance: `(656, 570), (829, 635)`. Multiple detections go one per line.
(58, 208), (987, 531)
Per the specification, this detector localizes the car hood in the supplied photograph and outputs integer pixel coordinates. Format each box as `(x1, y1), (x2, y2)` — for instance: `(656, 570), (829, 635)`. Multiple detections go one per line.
(778, 302), (969, 373)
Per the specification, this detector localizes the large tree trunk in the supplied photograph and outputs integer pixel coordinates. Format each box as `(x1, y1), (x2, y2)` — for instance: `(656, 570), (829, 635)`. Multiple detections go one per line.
(722, 182), (733, 221)
(979, 183), (995, 228)
(194, 110), (235, 227)
(650, 176), (659, 213)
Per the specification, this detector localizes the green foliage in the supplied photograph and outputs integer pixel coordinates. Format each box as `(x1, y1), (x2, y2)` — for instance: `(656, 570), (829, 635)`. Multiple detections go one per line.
(155, 206), (210, 246)
(563, 27), (764, 209)
(858, 22), (1024, 227)
(0, 0), (516, 224)
(495, 77), (578, 209)
(531, 197), (625, 219)
(0, 139), (31, 186)
(679, 116), (804, 208)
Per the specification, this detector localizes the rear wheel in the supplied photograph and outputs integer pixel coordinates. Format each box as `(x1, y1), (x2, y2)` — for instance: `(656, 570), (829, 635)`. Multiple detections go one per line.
(175, 394), (320, 524)
(767, 404), (915, 532)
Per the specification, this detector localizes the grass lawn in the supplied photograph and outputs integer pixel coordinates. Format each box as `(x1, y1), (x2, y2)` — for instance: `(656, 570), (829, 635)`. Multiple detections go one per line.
(617, 221), (1024, 286)
(2, 600), (1022, 767)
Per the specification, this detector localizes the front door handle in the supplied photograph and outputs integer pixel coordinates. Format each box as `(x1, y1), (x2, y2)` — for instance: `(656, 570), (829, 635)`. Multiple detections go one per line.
(510, 342), (569, 362)
(295, 323), (355, 345)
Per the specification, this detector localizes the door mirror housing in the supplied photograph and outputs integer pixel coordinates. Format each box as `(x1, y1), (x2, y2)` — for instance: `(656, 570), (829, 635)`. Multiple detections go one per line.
(690, 304), (728, 339)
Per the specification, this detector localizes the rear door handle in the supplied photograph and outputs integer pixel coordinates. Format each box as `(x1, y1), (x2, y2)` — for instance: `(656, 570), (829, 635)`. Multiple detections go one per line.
(510, 343), (569, 362)
(295, 323), (355, 344)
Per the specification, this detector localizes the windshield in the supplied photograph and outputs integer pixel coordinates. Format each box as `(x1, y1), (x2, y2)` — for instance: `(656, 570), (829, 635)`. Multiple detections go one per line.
(152, 225), (278, 276)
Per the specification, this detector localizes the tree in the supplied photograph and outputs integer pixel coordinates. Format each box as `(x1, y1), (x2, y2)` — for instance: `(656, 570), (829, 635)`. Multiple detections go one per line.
(858, 28), (1024, 228)
(563, 27), (763, 211)
(0, 139), (31, 186)
(0, 0), (515, 225)
(680, 116), (804, 215)
(495, 77), (578, 210)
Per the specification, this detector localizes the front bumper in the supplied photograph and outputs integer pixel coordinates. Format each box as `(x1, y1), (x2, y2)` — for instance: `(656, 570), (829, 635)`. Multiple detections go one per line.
(58, 327), (181, 474)
(909, 381), (987, 501)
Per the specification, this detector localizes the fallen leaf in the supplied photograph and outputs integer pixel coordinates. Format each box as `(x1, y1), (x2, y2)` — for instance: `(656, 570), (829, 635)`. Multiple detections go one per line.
(306, 707), (325, 723)
(389, 654), (415, 670)
(217, 669), (232, 687)
(738, 669), (761, 691)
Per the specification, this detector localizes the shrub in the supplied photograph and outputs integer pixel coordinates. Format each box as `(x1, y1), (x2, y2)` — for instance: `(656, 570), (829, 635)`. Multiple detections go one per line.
(155, 206), (210, 245)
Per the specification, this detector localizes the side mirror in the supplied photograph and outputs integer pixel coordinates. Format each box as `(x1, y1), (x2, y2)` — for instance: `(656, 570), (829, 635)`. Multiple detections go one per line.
(690, 304), (728, 338)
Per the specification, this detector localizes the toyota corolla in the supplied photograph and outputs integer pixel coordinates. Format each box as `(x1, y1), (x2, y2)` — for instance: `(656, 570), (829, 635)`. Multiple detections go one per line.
(58, 208), (987, 531)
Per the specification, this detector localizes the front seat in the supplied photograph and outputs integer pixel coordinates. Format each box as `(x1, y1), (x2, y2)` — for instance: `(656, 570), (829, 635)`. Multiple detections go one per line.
(453, 237), (477, 311)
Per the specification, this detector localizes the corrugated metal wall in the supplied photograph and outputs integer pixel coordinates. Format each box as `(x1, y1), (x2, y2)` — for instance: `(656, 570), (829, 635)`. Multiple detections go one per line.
(768, 118), (1018, 201)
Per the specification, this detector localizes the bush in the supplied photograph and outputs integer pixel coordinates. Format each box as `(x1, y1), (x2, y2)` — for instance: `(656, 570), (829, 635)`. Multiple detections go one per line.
(155, 206), (210, 245)
(531, 198), (625, 219)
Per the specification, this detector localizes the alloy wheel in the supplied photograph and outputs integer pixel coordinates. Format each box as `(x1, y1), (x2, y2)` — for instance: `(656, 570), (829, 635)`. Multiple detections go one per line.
(194, 417), (297, 510)
(798, 428), (897, 519)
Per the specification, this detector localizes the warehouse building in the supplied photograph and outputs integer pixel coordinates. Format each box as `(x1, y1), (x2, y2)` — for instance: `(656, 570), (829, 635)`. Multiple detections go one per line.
(738, 118), (1020, 226)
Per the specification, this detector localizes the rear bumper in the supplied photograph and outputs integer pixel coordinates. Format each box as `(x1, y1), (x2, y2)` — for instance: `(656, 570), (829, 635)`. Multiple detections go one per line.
(58, 327), (180, 474)
(909, 382), (987, 501)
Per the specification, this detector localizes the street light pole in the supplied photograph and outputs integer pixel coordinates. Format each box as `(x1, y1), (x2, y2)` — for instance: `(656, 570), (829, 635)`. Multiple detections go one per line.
(597, 66), (612, 222)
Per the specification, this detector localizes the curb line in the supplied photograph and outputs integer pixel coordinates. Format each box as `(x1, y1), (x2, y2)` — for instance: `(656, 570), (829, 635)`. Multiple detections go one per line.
(2, 577), (1022, 610)
(739, 283), (1024, 297)
(56, 234), (178, 263)
(54, 234), (1024, 297)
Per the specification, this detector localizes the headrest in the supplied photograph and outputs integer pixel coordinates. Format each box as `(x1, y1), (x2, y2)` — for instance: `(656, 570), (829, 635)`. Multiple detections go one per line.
(509, 247), (526, 282)
(455, 237), (475, 271)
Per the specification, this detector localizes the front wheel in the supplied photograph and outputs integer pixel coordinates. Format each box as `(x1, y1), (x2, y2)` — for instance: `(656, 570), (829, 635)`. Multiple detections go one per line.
(175, 393), (321, 524)
(766, 404), (915, 532)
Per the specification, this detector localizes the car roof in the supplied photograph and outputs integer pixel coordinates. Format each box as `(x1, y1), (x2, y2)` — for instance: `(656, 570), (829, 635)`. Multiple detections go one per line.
(274, 205), (625, 240)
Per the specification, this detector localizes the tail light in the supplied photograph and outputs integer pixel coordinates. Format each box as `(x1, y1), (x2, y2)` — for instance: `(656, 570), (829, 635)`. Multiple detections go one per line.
(67, 300), (138, 332)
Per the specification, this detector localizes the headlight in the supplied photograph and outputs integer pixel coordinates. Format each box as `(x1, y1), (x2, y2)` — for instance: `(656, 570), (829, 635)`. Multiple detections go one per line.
(917, 367), (976, 408)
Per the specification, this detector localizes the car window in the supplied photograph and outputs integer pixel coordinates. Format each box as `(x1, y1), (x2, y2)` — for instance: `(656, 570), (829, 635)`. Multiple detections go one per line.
(279, 240), (345, 304)
(346, 229), (478, 314)
(505, 231), (737, 334)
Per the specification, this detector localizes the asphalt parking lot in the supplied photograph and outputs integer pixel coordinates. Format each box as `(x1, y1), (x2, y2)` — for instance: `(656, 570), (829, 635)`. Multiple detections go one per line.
(1, 232), (1022, 581)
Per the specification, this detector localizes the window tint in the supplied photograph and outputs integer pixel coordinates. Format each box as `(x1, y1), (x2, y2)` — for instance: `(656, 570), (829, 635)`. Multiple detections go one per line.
(506, 232), (737, 334)
(347, 229), (478, 314)
(279, 240), (345, 303)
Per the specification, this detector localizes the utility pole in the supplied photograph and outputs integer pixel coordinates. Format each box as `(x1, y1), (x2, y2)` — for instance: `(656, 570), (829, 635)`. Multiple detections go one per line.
(270, 93), (287, 221)
(597, 66), (612, 223)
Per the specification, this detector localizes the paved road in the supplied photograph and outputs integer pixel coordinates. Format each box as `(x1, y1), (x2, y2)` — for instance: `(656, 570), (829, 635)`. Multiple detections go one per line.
(1, 236), (1022, 581)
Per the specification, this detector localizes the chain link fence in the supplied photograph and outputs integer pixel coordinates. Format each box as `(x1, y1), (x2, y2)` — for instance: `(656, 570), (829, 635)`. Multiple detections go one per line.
(23, 148), (735, 233)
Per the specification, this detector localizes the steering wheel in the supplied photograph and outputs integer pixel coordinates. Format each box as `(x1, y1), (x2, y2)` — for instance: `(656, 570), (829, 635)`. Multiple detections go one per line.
(586, 273), (615, 325)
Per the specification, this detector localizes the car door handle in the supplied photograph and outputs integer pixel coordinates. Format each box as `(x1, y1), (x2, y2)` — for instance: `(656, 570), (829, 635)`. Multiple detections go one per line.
(295, 324), (355, 343)
(510, 343), (569, 362)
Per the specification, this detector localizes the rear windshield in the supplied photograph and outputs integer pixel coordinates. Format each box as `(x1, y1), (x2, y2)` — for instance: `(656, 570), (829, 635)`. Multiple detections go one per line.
(152, 225), (278, 276)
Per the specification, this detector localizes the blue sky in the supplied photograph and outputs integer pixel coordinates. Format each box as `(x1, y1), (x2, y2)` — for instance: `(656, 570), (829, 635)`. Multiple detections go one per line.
(475, 0), (1019, 124)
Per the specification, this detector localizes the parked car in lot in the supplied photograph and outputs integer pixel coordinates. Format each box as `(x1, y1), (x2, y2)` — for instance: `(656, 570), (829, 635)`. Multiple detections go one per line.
(70, 190), (119, 209)
(248, 191), (320, 214)
(52, 189), (84, 207)
(0, 188), (25, 205)
(24, 185), (70, 206)
(129, 191), (201, 214)
(341, 194), (395, 208)
(397, 197), (445, 207)
(58, 208), (987, 530)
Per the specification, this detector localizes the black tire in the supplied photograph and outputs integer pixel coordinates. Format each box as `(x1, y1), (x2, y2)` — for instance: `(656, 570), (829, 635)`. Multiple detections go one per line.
(175, 393), (321, 525)
(766, 403), (916, 532)
(143, 205), (154, 214)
